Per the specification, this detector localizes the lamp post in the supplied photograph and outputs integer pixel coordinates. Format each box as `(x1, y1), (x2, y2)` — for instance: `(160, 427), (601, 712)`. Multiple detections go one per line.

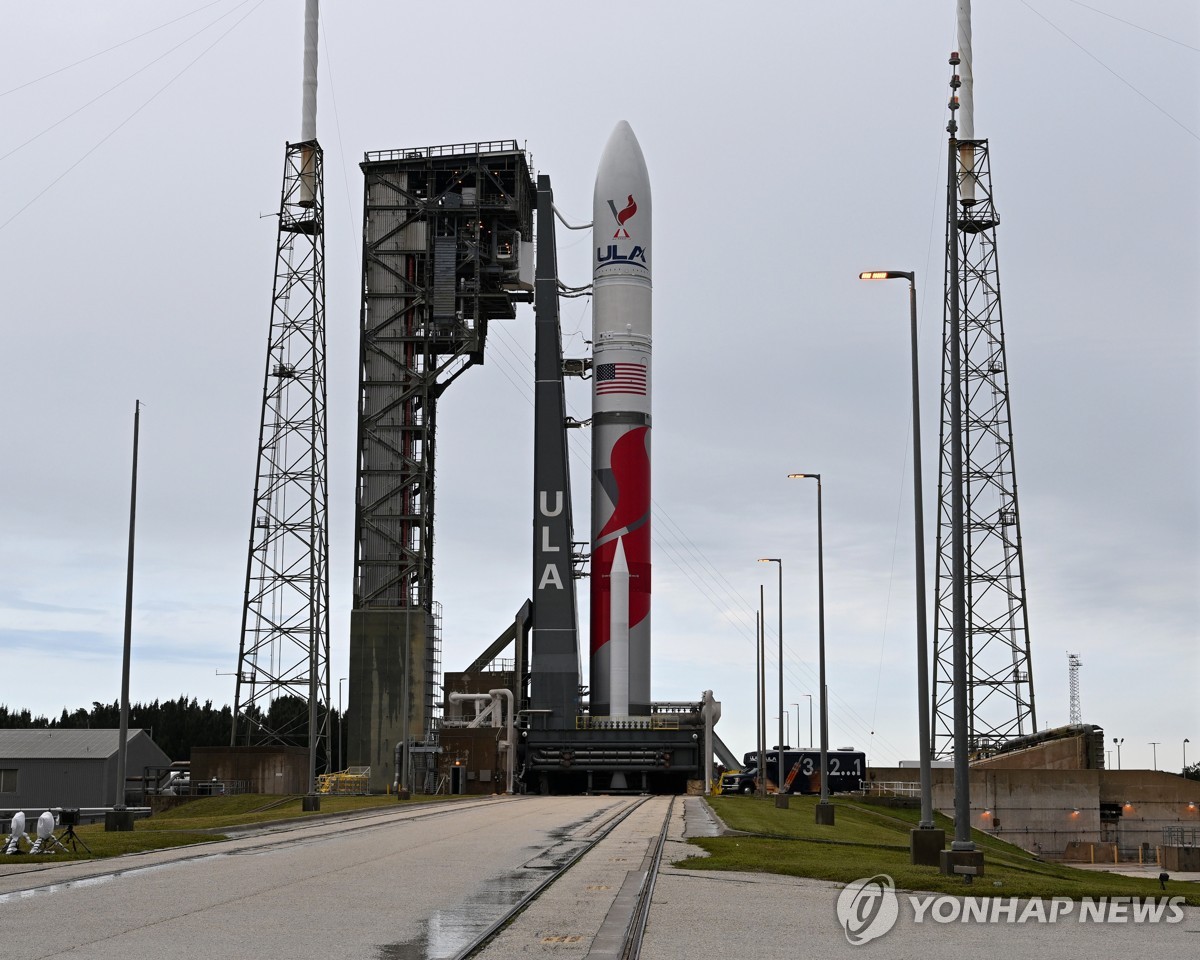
(788, 472), (833, 824)
(108, 400), (141, 832)
(338, 677), (347, 772)
(1114, 737), (1124, 770)
(802, 693), (813, 748)
(791, 702), (801, 751)
(860, 269), (942, 860)
(759, 557), (784, 800)
(1150, 742), (1160, 771)
(780, 711), (790, 747)
(757, 591), (767, 799)
(1185, 738), (1190, 772)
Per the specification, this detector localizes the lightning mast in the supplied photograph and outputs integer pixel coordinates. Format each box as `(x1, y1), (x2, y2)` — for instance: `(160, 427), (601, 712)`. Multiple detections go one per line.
(1068, 653), (1082, 725)
(231, 0), (330, 790)
(932, 0), (1037, 759)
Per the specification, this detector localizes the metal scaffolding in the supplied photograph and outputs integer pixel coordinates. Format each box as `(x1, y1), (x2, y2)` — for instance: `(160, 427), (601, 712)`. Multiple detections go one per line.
(348, 142), (533, 789)
(933, 136), (1037, 758)
(1068, 653), (1082, 725)
(231, 140), (330, 760)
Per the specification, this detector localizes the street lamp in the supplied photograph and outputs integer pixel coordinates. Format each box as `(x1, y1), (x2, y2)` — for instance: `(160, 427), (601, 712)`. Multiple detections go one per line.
(756, 594), (767, 799)
(860, 269), (941, 857)
(338, 677), (347, 772)
(788, 472), (833, 825)
(1113, 737), (1124, 770)
(1185, 738), (1191, 772)
(802, 693), (813, 748)
(759, 557), (784, 800)
(1150, 742), (1161, 771)
(790, 702), (801, 751)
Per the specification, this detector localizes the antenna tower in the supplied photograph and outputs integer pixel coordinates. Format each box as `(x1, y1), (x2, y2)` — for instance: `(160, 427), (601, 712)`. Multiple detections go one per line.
(231, 1), (330, 771)
(932, 5), (1037, 759)
(1067, 653), (1082, 725)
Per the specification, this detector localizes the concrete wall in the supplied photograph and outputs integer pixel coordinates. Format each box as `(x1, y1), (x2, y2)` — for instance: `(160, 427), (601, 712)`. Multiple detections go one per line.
(191, 746), (309, 795)
(973, 735), (1096, 771)
(347, 608), (428, 793)
(868, 766), (1200, 857)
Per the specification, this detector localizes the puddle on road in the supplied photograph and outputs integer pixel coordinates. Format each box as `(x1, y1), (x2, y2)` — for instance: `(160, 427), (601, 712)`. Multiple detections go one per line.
(0, 859), (183, 904)
(377, 803), (619, 959)
(376, 872), (539, 960)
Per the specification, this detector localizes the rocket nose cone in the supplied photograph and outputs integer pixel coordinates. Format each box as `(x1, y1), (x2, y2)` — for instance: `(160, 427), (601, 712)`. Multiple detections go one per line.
(594, 121), (651, 204)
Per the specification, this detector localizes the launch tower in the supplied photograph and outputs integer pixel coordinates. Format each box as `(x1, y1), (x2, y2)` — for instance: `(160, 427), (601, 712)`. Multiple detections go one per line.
(932, 18), (1037, 759)
(231, 3), (330, 784)
(347, 142), (534, 793)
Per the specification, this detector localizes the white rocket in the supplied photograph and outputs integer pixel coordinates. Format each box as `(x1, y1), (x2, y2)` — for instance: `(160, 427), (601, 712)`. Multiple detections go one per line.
(590, 121), (652, 718)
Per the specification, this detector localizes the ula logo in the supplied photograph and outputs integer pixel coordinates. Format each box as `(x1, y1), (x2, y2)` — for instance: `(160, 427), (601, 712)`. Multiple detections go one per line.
(596, 244), (647, 268)
(607, 194), (637, 238)
(836, 874), (899, 946)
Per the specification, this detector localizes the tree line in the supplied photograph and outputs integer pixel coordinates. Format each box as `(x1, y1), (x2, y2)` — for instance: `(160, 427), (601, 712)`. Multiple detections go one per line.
(0, 696), (342, 763)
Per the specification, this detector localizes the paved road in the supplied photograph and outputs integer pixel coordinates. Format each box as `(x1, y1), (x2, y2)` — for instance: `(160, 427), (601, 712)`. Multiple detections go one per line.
(0, 796), (633, 960)
(3, 797), (1196, 959)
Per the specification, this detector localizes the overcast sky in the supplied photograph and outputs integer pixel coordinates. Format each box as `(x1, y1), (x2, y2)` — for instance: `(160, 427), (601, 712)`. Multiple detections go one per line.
(1, 1), (1196, 772)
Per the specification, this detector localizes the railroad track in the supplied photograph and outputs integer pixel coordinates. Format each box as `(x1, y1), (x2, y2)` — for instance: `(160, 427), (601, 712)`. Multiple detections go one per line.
(465, 794), (676, 960)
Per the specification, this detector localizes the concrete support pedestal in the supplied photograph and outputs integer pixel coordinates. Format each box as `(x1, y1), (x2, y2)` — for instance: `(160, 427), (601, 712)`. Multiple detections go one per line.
(104, 810), (135, 832)
(939, 848), (985, 879)
(815, 802), (835, 825)
(775, 795), (789, 809)
(302, 795), (321, 812)
(910, 827), (946, 865)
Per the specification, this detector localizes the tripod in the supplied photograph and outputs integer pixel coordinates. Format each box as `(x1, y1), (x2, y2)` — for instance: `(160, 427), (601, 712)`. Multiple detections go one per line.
(57, 823), (91, 854)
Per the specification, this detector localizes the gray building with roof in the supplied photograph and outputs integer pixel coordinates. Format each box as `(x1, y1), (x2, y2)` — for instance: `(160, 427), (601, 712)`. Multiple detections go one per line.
(0, 729), (169, 809)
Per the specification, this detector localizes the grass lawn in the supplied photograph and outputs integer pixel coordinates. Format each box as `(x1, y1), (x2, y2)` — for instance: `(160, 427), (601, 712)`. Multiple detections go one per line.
(8, 793), (460, 864)
(692, 795), (1199, 906)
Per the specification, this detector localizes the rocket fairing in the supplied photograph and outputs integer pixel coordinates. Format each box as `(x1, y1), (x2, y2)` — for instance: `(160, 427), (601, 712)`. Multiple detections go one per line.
(590, 121), (652, 717)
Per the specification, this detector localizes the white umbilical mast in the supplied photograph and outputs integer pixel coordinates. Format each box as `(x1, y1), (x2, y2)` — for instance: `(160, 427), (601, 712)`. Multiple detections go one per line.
(301, 0), (318, 141)
(956, 0), (977, 203)
(956, 0), (974, 139)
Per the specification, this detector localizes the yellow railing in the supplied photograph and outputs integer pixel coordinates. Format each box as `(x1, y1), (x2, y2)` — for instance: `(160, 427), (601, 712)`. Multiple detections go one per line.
(316, 771), (370, 796)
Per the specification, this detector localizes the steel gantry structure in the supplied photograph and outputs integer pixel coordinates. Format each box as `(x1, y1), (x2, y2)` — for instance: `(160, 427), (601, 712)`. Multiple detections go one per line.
(232, 137), (331, 764)
(346, 142), (534, 792)
(933, 128), (1037, 760)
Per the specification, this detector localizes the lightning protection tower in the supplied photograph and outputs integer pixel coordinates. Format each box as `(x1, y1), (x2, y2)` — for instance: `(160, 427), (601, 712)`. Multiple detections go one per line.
(231, 1), (330, 785)
(932, 6), (1037, 759)
(1068, 653), (1082, 725)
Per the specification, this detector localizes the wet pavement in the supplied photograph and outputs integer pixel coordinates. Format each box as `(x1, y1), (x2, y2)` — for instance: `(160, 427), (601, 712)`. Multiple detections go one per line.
(0, 795), (634, 960)
(3, 796), (1195, 959)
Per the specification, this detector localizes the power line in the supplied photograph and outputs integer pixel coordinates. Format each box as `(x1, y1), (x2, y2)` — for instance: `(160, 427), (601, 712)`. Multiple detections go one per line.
(0, 0), (233, 99)
(0, 0), (270, 234)
(1021, 0), (1198, 141)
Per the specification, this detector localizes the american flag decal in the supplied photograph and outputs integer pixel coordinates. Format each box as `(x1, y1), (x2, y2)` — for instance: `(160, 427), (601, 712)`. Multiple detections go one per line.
(596, 362), (647, 396)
